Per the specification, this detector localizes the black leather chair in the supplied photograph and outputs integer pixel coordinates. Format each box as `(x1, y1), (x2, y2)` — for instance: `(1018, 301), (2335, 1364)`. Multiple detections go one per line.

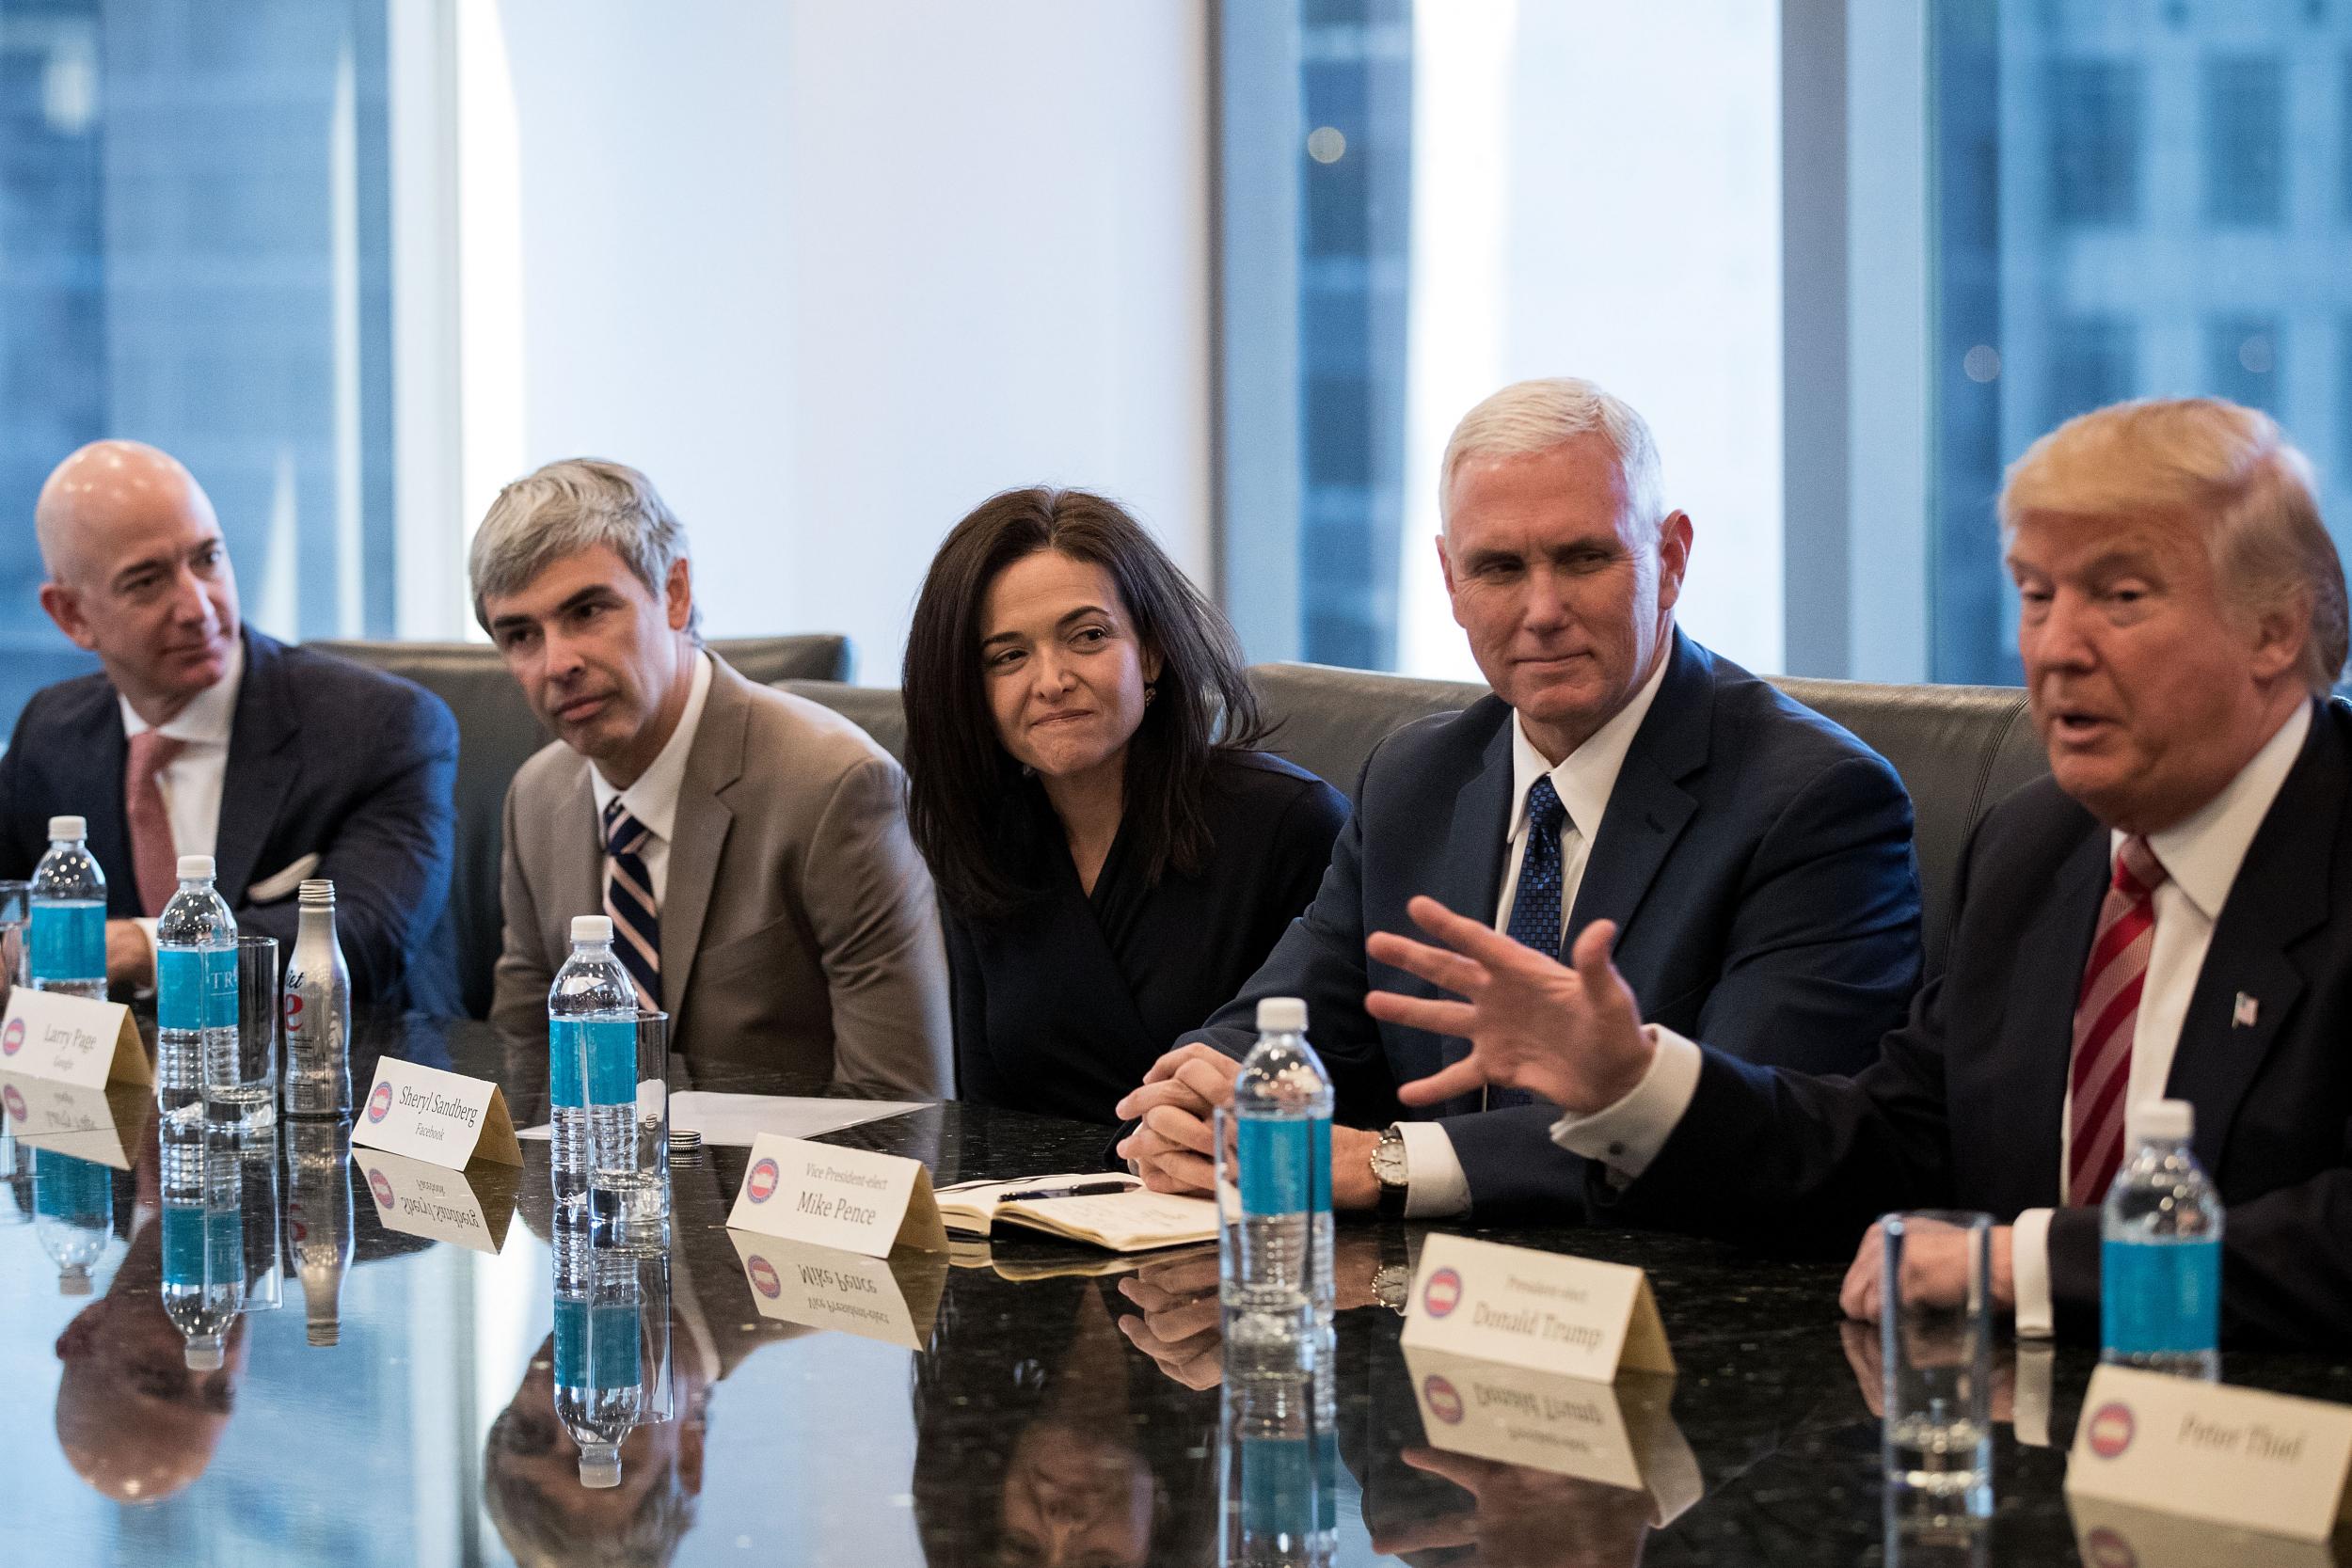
(315, 635), (853, 1018)
(774, 681), (910, 763)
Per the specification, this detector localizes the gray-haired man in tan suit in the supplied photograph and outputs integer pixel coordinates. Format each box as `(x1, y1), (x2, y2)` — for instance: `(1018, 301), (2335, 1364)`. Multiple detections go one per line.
(472, 458), (950, 1097)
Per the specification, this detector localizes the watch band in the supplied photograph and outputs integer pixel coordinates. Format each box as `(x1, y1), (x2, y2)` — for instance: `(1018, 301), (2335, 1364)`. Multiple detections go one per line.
(1374, 1124), (1409, 1219)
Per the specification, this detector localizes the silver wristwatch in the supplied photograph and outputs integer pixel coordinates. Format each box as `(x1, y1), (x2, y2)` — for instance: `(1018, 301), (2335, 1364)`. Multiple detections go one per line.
(1371, 1123), (1410, 1218)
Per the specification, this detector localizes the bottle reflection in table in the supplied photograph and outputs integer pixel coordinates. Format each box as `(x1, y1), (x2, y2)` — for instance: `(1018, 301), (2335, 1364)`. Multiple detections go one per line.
(282, 1117), (354, 1346)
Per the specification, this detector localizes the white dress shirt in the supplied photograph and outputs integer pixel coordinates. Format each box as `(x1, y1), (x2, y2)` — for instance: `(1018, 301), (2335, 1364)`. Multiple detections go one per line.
(125, 639), (246, 966)
(1552, 699), (2313, 1334)
(585, 651), (714, 908)
(1392, 650), (1671, 1217)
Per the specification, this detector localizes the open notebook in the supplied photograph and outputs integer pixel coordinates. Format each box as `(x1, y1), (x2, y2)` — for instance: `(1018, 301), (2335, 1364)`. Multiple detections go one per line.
(934, 1173), (1217, 1253)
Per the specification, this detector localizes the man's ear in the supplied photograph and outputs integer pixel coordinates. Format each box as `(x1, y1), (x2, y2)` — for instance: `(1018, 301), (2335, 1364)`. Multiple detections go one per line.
(39, 581), (97, 652)
(1437, 532), (1464, 628)
(1654, 512), (1694, 613)
(2247, 592), (2311, 686)
(665, 558), (693, 634)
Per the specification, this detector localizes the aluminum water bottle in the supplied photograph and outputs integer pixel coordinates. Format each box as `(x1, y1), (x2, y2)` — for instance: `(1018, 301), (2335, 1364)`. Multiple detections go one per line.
(29, 815), (106, 1000)
(2101, 1098), (2223, 1380)
(281, 879), (352, 1117)
(548, 916), (636, 1218)
(551, 1222), (644, 1489)
(33, 1147), (114, 1295)
(1221, 997), (1335, 1370)
(282, 1117), (353, 1346)
(161, 1128), (244, 1370)
(156, 855), (236, 1130)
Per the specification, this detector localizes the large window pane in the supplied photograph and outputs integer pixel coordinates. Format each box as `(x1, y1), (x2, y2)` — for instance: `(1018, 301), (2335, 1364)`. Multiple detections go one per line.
(0, 1), (393, 729)
(1931, 0), (2352, 686)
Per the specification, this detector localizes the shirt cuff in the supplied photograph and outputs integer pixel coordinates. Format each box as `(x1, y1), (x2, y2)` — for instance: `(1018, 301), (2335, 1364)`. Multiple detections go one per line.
(1393, 1120), (1471, 1218)
(2011, 1207), (2056, 1338)
(1547, 1024), (1701, 1182)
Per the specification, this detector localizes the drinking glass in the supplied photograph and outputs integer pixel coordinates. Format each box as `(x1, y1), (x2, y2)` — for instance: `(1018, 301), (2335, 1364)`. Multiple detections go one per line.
(0, 879), (29, 999)
(1879, 1211), (1994, 1520)
(210, 935), (278, 1132)
(589, 1009), (669, 1249)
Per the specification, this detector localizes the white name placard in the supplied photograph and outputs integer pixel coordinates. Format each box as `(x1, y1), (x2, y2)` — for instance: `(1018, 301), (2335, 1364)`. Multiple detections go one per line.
(725, 1230), (947, 1349)
(0, 1071), (147, 1168)
(1400, 1233), (1675, 1381)
(1404, 1346), (1701, 1527)
(349, 1057), (521, 1169)
(353, 1147), (518, 1254)
(2066, 1365), (2352, 1541)
(0, 989), (149, 1090)
(2069, 1494), (2341, 1568)
(723, 1133), (947, 1259)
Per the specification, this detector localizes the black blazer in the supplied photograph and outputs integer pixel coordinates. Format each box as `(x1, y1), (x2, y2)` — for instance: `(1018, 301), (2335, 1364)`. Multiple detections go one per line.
(1184, 629), (1923, 1212)
(1602, 696), (2352, 1349)
(0, 628), (461, 1015)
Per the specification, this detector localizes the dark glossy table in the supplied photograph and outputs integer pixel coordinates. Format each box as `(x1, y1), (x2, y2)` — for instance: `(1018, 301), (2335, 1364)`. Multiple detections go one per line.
(3, 1015), (2347, 1567)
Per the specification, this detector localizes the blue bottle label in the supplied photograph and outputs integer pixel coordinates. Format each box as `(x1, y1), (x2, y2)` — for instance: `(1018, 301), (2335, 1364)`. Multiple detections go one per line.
(554, 1298), (644, 1386)
(1238, 1115), (1330, 1217)
(159, 946), (238, 1032)
(549, 1019), (636, 1109)
(1241, 1434), (1313, 1536)
(33, 1149), (113, 1222)
(30, 901), (104, 983)
(2102, 1236), (2221, 1356)
(163, 1200), (204, 1285)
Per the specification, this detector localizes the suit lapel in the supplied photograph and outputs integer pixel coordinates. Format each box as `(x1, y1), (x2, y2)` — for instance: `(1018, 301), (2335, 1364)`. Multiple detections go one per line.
(549, 763), (604, 949)
(1402, 705), (1515, 1102)
(214, 630), (297, 901)
(2165, 703), (2339, 1175)
(2004, 823), (2110, 1209)
(66, 683), (137, 916)
(660, 659), (746, 1032)
(1565, 630), (1707, 949)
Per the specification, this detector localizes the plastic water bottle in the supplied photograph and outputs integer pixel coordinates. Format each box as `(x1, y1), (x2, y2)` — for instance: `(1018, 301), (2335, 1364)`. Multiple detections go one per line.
(2101, 1098), (2223, 1380)
(33, 1148), (115, 1295)
(161, 1127), (244, 1370)
(156, 855), (237, 1129)
(552, 1222), (644, 1489)
(1219, 1358), (1340, 1566)
(548, 916), (637, 1219)
(282, 1117), (353, 1346)
(1221, 997), (1335, 1371)
(29, 815), (106, 1000)
(281, 879), (352, 1117)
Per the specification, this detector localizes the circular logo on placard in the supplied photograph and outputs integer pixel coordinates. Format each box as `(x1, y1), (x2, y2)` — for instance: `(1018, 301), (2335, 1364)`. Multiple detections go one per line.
(748, 1256), (782, 1299)
(1422, 1373), (1465, 1426)
(3, 1085), (24, 1122)
(1422, 1266), (1464, 1318)
(367, 1081), (394, 1123)
(747, 1158), (781, 1204)
(2, 1017), (23, 1056)
(2087, 1402), (2137, 1460)
(2084, 1527), (2138, 1568)
(368, 1169), (394, 1210)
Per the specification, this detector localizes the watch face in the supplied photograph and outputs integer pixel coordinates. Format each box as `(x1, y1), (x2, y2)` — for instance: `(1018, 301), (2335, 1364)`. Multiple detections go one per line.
(1373, 1137), (1408, 1187)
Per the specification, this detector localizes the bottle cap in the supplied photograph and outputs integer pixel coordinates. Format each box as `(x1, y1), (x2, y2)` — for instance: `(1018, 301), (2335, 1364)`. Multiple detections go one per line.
(298, 879), (335, 903)
(183, 1336), (225, 1371)
(1256, 996), (1308, 1033)
(572, 914), (614, 944)
(578, 1445), (623, 1488)
(307, 1321), (340, 1348)
(47, 815), (85, 840)
(177, 854), (215, 880)
(57, 1265), (92, 1297)
(2127, 1098), (2193, 1144)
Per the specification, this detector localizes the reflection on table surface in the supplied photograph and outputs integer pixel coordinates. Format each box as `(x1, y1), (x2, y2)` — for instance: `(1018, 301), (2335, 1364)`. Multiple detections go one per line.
(3, 1014), (2350, 1567)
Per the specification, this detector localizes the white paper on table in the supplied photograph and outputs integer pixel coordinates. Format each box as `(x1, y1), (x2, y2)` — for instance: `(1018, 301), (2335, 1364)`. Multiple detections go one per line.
(517, 1091), (929, 1146)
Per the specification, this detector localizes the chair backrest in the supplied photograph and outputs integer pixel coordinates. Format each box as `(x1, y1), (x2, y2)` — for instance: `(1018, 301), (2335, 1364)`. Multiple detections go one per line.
(312, 635), (853, 1017)
(1244, 659), (2049, 976)
(772, 681), (909, 763)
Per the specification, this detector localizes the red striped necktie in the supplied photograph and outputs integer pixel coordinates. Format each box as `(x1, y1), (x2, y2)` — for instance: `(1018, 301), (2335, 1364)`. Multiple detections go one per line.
(2066, 833), (2167, 1207)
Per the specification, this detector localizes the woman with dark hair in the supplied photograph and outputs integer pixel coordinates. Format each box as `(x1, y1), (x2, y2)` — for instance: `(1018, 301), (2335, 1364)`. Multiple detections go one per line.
(903, 486), (1348, 1122)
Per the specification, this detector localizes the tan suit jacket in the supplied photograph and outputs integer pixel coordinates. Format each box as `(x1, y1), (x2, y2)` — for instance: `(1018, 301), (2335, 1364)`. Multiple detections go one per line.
(490, 657), (951, 1097)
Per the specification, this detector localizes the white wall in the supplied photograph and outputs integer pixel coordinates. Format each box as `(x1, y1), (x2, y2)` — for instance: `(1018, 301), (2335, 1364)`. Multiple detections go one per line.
(470, 0), (1212, 679)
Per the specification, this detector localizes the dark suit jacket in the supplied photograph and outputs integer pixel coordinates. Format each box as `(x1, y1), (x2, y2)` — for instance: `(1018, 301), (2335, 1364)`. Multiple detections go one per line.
(1184, 629), (1922, 1212)
(0, 628), (460, 1015)
(1601, 696), (2352, 1349)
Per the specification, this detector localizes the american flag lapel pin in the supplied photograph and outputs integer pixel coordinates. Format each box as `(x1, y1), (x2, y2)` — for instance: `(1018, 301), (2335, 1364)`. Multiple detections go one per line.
(2233, 992), (2260, 1028)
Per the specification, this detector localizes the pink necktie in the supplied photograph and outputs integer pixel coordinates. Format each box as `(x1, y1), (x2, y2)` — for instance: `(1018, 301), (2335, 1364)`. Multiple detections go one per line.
(126, 731), (188, 917)
(2065, 834), (2167, 1206)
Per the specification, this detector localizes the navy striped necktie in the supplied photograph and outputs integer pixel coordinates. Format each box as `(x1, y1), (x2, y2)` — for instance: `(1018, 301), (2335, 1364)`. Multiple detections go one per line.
(602, 798), (660, 1010)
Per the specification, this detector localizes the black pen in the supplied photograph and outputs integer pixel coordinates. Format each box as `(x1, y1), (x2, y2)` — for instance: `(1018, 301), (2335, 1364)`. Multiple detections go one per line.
(995, 1180), (1136, 1204)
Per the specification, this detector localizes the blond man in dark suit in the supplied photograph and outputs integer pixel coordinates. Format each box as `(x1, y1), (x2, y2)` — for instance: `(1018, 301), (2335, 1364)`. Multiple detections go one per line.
(473, 458), (948, 1097)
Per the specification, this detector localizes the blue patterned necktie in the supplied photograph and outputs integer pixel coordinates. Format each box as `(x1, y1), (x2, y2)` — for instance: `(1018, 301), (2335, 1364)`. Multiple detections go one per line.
(602, 799), (661, 1010)
(1493, 775), (1570, 1109)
